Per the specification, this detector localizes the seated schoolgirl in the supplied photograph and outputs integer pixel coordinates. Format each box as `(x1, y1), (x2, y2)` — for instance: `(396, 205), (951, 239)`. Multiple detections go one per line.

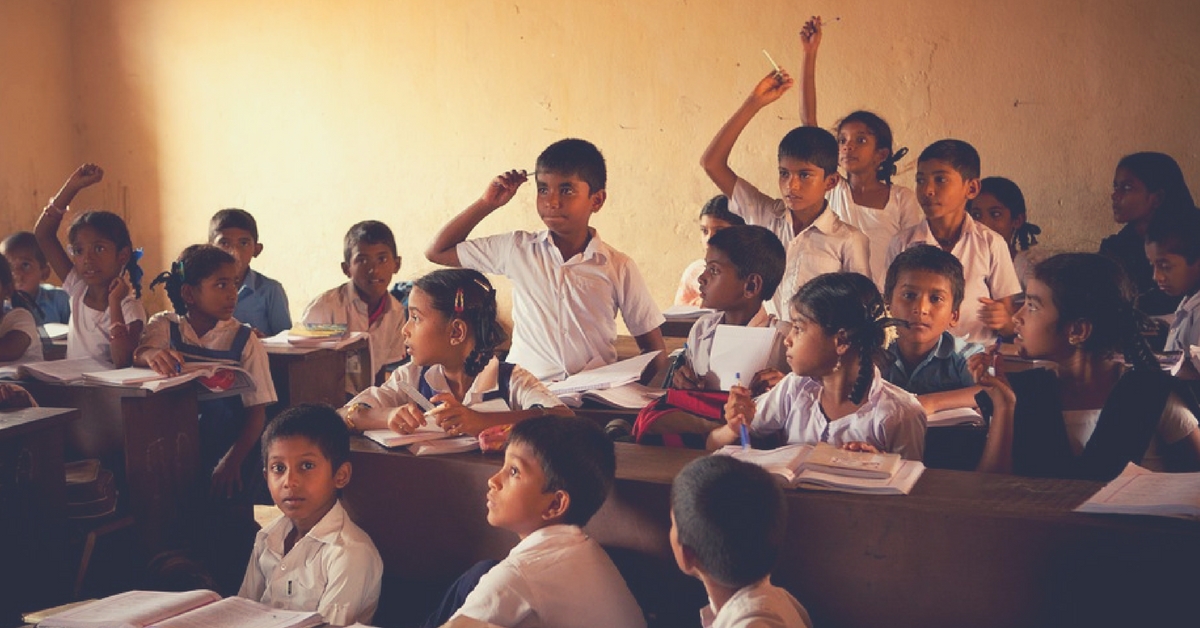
(972, 253), (1200, 479)
(707, 272), (926, 460)
(341, 268), (572, 437)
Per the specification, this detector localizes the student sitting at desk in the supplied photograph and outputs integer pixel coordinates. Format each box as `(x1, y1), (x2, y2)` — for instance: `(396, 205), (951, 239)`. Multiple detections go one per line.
(302, 220), (407, 394)
(341, 268), (571, 437)
(0, 256), (44, 364)
(674, 195), (745, 307)
(240, 404), (383, 626)
(1, 231), (71, 326)
(972, 253), (1200, 480)
(1145, 208), (1200, 377)
(708, 272), (926, 460)
(209, 208), (292, 338)
(426, 416), (646, 628)
(425, 138), (666, 382)
(671, 455), (812, 628)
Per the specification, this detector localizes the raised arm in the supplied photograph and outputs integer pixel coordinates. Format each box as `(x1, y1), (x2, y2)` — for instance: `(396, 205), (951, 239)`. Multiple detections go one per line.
(425, 170), (528, 267)
(798, 16), (823, 127)
(700, 71), (795, 198)
(35, 164), (105, 281)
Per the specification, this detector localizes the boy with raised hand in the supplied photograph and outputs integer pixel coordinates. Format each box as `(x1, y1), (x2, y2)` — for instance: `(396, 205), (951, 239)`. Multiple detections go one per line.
(425, 138), (666, 382)
(210, 208), (291, 337)
(240, 404), (383, 626)
(700, 70), (869, 319)
(671, 455), (812, 627)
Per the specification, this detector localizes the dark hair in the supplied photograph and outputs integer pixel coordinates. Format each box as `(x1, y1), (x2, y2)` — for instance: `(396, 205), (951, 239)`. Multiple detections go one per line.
(536, 138), (607, 194)
(976, 177), (1041, 251)
(791, 272), (898, 404)
(1117, 152), (1195, 217)
(209, 208), (259, 242)
(1146, 207), (1200, 264)
(1031, 253), (1158, 370)
(706, 225), (786, 300)
(918, 139), (980, 181)
(261, 403), (351, 472)
(343, 220), (398, 265)
(697, 195), (745, 226)
(67, 211), (144, 298)
(0, 255), (39, 316)
(671, 456), (787, 588)
(150, 245), (237, 315)
(836, 110), (909, 185)
(778, 126), (838, 176)
(1, 232), (47, 265)
(413, 268), (507, 377)
(508, 416), (615, 527)
(884, 244), (966, 310)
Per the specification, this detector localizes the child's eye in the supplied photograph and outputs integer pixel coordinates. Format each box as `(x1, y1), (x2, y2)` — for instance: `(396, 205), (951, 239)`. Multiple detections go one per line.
(509, 466), (519, 478)
(901, 291), (917, 300)
(301, 461), (316, 470)
(269, 463), (285, 474)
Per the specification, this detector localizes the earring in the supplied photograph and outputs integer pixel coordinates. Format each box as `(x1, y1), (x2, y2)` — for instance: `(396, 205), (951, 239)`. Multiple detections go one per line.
(832, 355), (842, 373)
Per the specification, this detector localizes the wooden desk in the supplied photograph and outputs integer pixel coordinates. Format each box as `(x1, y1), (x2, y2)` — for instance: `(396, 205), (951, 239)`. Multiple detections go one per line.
(345, 440), (1200, 628)
(615, 334), (686, 361)
(23, 383), (200, 555)
(265, 338), (371, 413)
(0, 407), (80, 625)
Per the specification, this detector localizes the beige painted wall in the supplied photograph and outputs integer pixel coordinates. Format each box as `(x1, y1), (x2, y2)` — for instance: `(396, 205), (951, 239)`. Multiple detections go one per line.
(4, 0), (1199, 321)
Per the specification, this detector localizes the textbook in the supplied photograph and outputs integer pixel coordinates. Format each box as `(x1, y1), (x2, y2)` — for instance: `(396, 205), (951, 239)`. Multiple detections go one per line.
(80, 363), (256, 395)
(716, 443), (925, 495)
(555, 382), (666, 409)
(18, 357), (111, 383)
(263, 329), (368, 350)
(36, 589), (323, 628)
(1075, 462), (1200, 520)
(546, 351), (661, 395)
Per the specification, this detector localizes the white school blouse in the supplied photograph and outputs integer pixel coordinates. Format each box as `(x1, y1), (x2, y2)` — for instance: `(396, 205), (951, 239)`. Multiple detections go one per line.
(701, 577), (813, 628)
(456, 229), (664, 382)
(0, 308), (43, 363)
(347, 357), (564, 412)
(453, 524), (647, 628)
(731, 178), (870, 319)
(885, 214), (1022, 343)
(826, 177), (924, 289)
(750, 369), (927, 460)
(62, 269), (146, 364)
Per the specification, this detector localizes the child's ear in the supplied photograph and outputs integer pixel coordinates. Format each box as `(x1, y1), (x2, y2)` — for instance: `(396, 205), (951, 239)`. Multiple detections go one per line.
(743, 273), (763, 299)
(823, 171), (840, 193)
(677, 542), (701, 577)
(333, 461), (352, 489)
(590, 189), (607, 214)
(180, 284), (196, 306)
(965, 178), (982, 200)
(833, 328), (852, 355)
(40, 264), (51, 282)
(448, 318), (468, 346)
(116, 246), (132, 269)
(949, 307), (960, 328)
(341, 261), (351, 278)
(253, 242), (264, 258)
(542, 490), (571, 521)
(1067, 319), (1093, 347)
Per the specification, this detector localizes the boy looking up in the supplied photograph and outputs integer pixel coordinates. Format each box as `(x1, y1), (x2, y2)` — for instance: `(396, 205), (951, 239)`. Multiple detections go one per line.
(1146, 208), (1200, 373)
(701, 70), (869, 319)
(425, 139), (666, 382)
(209, 208), (291, 337)
(886, 140), (1021, 343)
(671, 455), (812, 628)
(1, 232), (71, 325)
(239, 404), (383, 626)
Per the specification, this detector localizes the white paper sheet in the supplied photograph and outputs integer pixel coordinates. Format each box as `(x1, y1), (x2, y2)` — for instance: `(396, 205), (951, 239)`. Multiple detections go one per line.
(707, 325), (778, 390)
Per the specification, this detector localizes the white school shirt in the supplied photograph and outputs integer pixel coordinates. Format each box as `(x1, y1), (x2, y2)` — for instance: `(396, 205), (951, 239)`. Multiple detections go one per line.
(685, 306), (786, 390)
(347, 357), (564, 412)
(750, 369), (926, 460)
(0, 308), (43, 363)
(1062, 392), (1198, 471)
(239, 501), (383, 626)
(885, 214), (1022, 343)
(62, 269), (147, 364)
(701, 577), (812, 628)
(137, 312), (277, 408)
(453, 524), (647, 628)
(826, 178), (924, 288)
(1164, 290), (1200, 354)
(731, 178), (870, 319)
(301, 282), (408, 392)
(456, 229), (665, 382)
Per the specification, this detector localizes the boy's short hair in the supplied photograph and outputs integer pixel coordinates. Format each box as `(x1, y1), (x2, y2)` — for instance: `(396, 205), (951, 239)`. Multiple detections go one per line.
(536, 138), (607, 194)
(884, 244), (967, 309)
(261, 403), (350, 471)
(918, 139), (981, 181)
(671, 456), (787, 589)
(777, 126), (838, 176)
(508, 416), (615, 527)
(1146, 207), (1200, 264)
(343, 220), (399, 264)
(698, 195), (745, 226)
(706, 225), (786, 300)
(0, 232), (46, 264)
(209, 208), (259, 242)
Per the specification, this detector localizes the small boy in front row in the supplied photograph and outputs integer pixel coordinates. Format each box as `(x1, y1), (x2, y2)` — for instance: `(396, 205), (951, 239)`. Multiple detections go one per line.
(1146, 208), (1200, 377)
(302, 220), (407, 393)
(1, 231), (71, 325)
(670, 455), (812, 628)
(435, 416), (647, 628)
(239, 404), (383, 626)
(210, 208), (292, 337)
(882, 244), (984, 413)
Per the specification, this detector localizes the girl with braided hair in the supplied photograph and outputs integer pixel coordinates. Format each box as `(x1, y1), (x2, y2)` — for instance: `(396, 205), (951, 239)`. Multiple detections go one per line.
(708, 272), (926, 460)
(342, 268), (572, 438)
(972, 253), (1200, 479)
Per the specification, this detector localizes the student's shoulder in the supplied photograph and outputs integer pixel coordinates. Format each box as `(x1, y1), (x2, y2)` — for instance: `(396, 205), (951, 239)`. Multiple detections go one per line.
(250, 270), (287, 292)
(874, 376), (925, 414)
(2, 307), (36, 327)
(145, 310), (180, 326)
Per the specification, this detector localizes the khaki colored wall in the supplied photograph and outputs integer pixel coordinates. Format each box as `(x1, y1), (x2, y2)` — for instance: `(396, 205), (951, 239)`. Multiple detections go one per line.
(4, 0), (1200, 322)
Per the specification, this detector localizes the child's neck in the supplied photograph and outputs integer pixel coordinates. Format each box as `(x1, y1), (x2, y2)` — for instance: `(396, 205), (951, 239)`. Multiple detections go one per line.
(283, 498), (339, 555)
(353, 284), (386, 313)
(82, 282), (112, 311)
(720, 300), (762, 327)
(185, 310), (221, 338)
(698, 573), (742, 618)
(818, 354), (865, 421)
(549, 228), (592, 261)
(895, 336), (939, 371)
(847, 171), (888, 200)
(927, 210), (967, 251)
(439, 360), (476, 401)
(789, 200), (827, 232)
(1057, 352), (1122, 411)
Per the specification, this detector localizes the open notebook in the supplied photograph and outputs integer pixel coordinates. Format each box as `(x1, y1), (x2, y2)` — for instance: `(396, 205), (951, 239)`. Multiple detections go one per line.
(716, 442), (925, 495)
(36, 589), (323, 628)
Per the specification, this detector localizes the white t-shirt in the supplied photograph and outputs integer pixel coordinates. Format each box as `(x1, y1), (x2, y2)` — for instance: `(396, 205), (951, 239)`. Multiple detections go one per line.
(0, 308), (43, 363)
(826, 178), (923, 288)
(700, 578), (813, 628)
(62, 269), (147, 364)
(1062, 391), (1198, 471)
(1165, 290), (1200, 354)
(348, 357), (563, 412)
(456, 229), (664, 382)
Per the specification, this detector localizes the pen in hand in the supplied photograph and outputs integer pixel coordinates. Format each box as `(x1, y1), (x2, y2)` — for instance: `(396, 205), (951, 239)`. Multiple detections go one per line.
(735, 371), (750, 450)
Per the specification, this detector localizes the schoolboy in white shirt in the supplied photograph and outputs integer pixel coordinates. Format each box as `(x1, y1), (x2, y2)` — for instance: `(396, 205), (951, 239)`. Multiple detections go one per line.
(425, 138), (666, 382)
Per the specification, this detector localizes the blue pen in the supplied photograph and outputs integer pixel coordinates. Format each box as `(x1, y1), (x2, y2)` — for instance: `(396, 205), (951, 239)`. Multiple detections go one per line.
(735, 372), (750, 450)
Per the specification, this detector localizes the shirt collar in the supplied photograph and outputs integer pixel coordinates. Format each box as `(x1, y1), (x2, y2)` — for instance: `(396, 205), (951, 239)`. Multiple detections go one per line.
(536, 228), (610, 264)
(262, 500), (347, 554)
(699, 305), (774, 342)
(239, 269), (261, 294)
(1177, 290), (1200, 314)
(510, 524), (585, 555)
(419, 358), (501, 398)
(343, 282), (394, 316)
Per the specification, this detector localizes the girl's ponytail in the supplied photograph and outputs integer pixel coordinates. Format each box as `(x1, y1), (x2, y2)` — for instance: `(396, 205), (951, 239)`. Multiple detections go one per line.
(876, 146), (908, 186)
(126, 248), (145, 298)
(1013, 222), (1041, 252)
(150, 260), (188, 315)
(149, 245), (237, 316)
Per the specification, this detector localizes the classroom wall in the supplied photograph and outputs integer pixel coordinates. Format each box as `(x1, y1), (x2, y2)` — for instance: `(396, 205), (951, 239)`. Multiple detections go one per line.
(4, 0), (1199, 322)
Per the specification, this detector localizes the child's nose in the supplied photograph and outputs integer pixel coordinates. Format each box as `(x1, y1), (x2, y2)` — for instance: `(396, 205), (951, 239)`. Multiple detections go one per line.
(487, 470), (502, 490)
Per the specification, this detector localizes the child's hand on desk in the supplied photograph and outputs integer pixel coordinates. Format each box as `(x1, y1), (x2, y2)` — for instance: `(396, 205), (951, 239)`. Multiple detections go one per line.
(968, 344), (1015, 413)
(430, 393), (486, 437)
(211, 453), (243, 499)
(750, 369), (784, 396)
(386, 403), (428, 435)
(724, 385), (756, 430)
(0, 383), (37, 409)
(842, 441), (879, 454)
(479, 170), (528, 209)
(144, 348), (185, 376)
(671, 362), (700, 390)
(745, 70), (794, 110)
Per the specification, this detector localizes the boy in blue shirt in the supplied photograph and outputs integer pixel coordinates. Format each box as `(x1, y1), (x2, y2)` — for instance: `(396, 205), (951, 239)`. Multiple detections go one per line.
(1, 231), (71, 325)
(210, 208), (291, 337)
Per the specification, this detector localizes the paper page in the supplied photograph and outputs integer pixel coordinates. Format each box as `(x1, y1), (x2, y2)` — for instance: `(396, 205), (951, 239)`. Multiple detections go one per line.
(927, 407), (985, 427)
(717, 444), (812, 479)
(546, 351), (661, 394)
(42, 322), (69, 340)
(583, 382), (666, 409)
(150, 596), (322, 628)
(21, 357), (111, 383)
(662, 304), (713, 320)
(1077, 463), (1200, 517)
(40, 589), (219, 628)
(82, 367), (164, 386)
(411, 436), (479, 456)
(707, 325), (777, 390)
(805, 442), (901, 479)
(362, 424), (448, 448)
